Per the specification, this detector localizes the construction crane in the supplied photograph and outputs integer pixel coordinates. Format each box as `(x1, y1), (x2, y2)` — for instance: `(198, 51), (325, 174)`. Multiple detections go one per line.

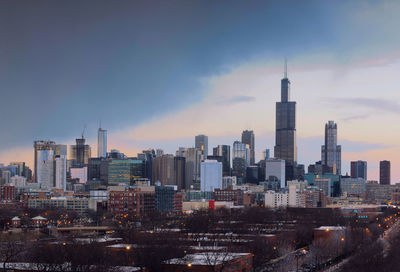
(81, 125), (86, 139)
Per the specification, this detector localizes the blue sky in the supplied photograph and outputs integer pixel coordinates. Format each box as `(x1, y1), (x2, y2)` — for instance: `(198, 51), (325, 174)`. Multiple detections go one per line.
(1, 0), (400, 181)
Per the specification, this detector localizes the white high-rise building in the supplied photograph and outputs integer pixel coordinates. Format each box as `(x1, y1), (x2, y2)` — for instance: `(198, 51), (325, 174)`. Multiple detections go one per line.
(97, 127), (107, 158)
(265, 159), (286, 188)
(54, 155), (67, 190)
(37, 149), (54, 188)
(200, 160), (222, 191)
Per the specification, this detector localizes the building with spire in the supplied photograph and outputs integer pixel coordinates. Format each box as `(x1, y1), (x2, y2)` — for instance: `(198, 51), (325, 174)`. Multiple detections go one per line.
(274, 60), (297, 181)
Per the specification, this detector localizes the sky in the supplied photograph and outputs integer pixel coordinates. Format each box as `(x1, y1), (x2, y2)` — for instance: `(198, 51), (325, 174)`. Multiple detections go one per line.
(1, 0), (400, 182)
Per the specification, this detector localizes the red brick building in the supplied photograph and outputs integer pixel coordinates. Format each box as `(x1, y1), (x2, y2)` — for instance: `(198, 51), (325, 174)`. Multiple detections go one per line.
(1, 185), (15, 201)
(108, 188), (155, 218)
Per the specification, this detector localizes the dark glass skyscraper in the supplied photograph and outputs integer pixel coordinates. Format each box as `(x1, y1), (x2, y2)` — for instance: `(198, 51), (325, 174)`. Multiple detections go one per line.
(241, 130), (255, 165)
(351, 160), (367, 180)
(380, 160), (391, 185)
(321, 121), (341, 175)
(274, 63), (297, 179)
(212, 145), (231, 176)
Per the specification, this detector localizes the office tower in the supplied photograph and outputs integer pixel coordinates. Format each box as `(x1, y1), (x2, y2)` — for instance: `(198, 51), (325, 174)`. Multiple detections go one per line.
(54, 155), (67, 190)
(38, 150), (54, 188)
(321, 121), (341, 174)
(265, 159), (286, 189)
(174, 156), (186, 190)
(262, 149), (270, 160)
(380, 160), (391, 185)
(200, 160), (222, 191)
(212, 145), (231, 176)
(274, 62), (297, 177)
(9, 162), (25, 176)
(176, 147), (202, 189)
(242, 130), (255, 165)
(232, 141), (250, 166)
(351, 161), (367, 180)
(246, 165), (259, 184)
(152, 154), (175, 186)
(108, 159), (144, 186)
(138, 149), (156, 182)
(156, 149), (164, 157)
(70, 137), (91, 167)
(34, 140), (56, 182)
(97, 127), (107, 158)
(195, 134), (208, 159)
(55, 144), (67, 157)
(232, 157), (246, 181)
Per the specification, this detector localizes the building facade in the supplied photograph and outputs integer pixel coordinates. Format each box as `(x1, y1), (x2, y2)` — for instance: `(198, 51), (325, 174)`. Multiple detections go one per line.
(321, 121), (341, 174)
(380, 160), (391, 185)
(195, 134), (208, 159)
(97, 127), (107, 158)
(200, 160), (222, 191)
(351, 160), (367, 180)
(241, 130), (255, 165)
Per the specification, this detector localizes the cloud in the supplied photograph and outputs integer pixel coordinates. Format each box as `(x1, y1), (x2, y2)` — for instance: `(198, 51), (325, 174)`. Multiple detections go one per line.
(216, 96), (256, 105)
(340, 114), (369, 122)
(327, 97), (400, 114)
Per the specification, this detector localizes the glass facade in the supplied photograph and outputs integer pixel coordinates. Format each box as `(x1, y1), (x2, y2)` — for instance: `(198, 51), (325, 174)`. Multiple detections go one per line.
(108, 159), (144, 185)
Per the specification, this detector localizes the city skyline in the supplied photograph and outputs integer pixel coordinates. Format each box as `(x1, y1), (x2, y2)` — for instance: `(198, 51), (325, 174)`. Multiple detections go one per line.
(2, 1), (400, 181)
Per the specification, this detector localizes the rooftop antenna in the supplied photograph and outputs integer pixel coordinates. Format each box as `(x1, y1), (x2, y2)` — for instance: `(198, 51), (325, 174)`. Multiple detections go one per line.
(284, 58), (288, 79)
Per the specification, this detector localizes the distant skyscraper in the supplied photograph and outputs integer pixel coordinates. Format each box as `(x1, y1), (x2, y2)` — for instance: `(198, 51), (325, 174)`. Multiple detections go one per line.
(380, 160), (391, 185)
(274, 61), (297, 179)
(200, 160), (222, 191)
(174, 156), (186, 190)
(195, 134), (208, 159)
(351, 161), (367, 180)
(262, 149), (270, 160)
(70, 137), (91, 167)
(176, 147), (202, 189)
(321, 121), (341, 175)
(213, 145), (231, 176)
(265, 159), (286, 189)
(152, 154), (175, 186)
(241, 130), (255, 165)
(34, 140), (56, 182)
(97, 127), (107, 158)
(156, 149), (164, 157)
(54, 155), (67, 190)
(232, 141), (250, 166)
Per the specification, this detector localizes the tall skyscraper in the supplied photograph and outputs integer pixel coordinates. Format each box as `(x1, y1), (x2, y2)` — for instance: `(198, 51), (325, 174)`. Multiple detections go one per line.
(34, 140), (56, 182)
(54, 155), (67, 190)
(241, 130), (255, 165)
(212, 145), (231, 176)
(176, 147), (202, 189)
(195, 134), (208, 159)
(232, 141), (250, 166)
(274, 62), (297, 179)
(351, 160), (367, 180)
(70, 137), (91, 167)
(380, 160), (391, 185)
(97, 127), (107, 158)
(174, 156), (186, 190)
(265, 158), (286, 189)
(262, 149), (270, 160)
(200, 160), (222, 191)
(152, 154), (175, 186)
(321, 121), (341, 174)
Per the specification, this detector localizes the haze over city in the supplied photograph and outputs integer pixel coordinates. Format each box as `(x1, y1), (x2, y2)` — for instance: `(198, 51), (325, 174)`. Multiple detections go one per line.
(2, 1), (400, 181)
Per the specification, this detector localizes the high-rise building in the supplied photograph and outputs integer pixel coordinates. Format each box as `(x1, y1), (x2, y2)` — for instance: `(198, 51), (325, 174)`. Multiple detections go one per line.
(265, 159), (285, 189)
(351, 161), (367, 180)
(380, 160), (391, 185)
(262, 149), (270, 160)
(97, 127), (107, 158)
(176, 147), (202, 189)
(152, 154), (175, 186)
(54, 155), (67, 190)
(200, 160), (222, 191)
(321, 121), (341, 174)
(212, 145), (231, 176)
(274, 62), (297, 180)
(70, 138), (91, 167)
(34, 140), (56, 182)
(241, 130), (255, 165)
(174, 156), (186, 190)
(232, 141), (250, 166)
(9, 162), (25, 177)
(156, 149), (164, 157)
(195, 134), (208, 159)
(108, 159), (144, 186)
